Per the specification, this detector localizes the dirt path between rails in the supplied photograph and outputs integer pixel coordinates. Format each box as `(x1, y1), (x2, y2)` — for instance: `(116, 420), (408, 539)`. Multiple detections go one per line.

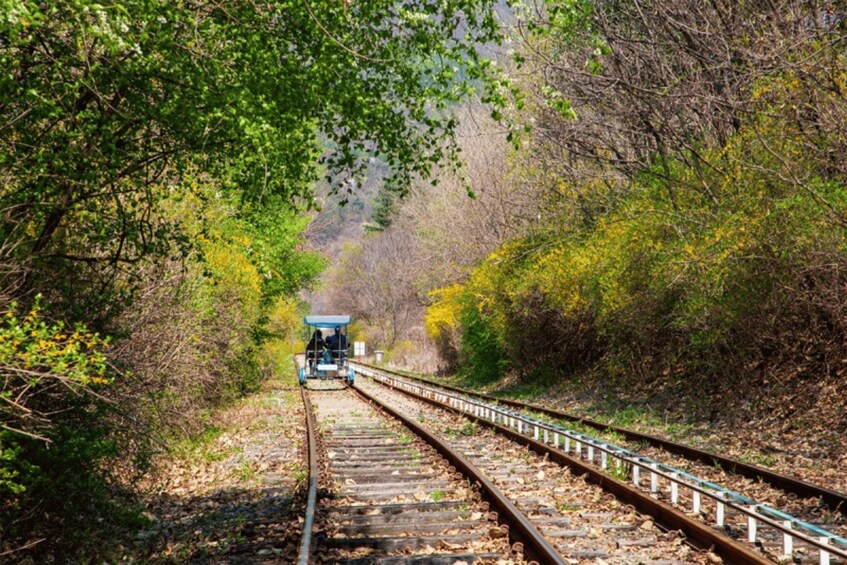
(123, 373), (306, 563)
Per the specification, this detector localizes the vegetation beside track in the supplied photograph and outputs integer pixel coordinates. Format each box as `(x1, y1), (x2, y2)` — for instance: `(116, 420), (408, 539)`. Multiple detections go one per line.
(322, 3), (847, 474)
(0, 1), (511, 559)
(114, 370), (305, 561)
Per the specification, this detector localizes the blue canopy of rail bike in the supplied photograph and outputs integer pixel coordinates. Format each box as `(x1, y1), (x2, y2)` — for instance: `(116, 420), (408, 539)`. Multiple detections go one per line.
(304, 315), (351, 328)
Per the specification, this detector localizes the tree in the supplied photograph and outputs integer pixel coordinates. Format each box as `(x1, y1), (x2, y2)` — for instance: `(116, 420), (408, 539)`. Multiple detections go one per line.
(325, 230), (422, 348)
(0, 0), (512, 312)
(320, 105), (543, 367)
(518, 0), (847, 208)
(1, 1), (515, 558)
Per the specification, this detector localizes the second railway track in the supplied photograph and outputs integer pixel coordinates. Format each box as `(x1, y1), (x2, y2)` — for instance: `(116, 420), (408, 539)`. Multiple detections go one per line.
(349, 361), (847, 564)
(355, 362), (847, 515)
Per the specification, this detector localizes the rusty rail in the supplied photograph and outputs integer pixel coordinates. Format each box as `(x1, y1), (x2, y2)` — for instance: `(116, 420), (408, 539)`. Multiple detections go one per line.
(351, 383), (566, 565)
(297, 384), (319, 565)
(355, 361), (847, 516)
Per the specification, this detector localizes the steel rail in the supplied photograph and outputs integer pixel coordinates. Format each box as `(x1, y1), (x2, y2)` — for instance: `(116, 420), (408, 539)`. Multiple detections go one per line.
(297, 384), (319, 565)
(354, 361), (847, 516)
(357, 365), (847, 564)
(357, 368), (773, 565)
(350, 383), (566, 565)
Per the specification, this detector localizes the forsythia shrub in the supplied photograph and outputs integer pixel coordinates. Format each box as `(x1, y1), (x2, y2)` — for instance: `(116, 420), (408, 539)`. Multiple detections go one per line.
(425, 284), (464, 340)
(1, 297), (115, 531)
(451, 113), (847, 380)
(0, 298), (110, 388)
(425, 284), (465, 372)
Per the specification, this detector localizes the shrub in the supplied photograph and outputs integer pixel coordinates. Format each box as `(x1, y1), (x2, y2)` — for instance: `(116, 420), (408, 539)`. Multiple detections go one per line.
(449, 112), (847, 389)
(425, 284), (464, 372)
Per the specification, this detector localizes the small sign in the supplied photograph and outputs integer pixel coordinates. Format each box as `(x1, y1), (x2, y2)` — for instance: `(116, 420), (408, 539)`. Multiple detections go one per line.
(354, 341), (365, 357)
(317, 364), (338, 371)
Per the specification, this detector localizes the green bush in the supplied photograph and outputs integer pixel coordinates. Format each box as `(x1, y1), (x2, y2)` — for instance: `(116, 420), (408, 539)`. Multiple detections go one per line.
(1, 406), (148, 560)
(458, 294), (508, 385)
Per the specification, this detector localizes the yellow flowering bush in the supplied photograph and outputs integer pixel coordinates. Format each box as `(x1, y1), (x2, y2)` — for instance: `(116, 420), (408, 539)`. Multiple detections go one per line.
(425, 283), (464, 341)
(0, 298), (110, 391)
(425, 284), (465, 371)
(451, 107), (847, 379)
(1, 297), (111, 495)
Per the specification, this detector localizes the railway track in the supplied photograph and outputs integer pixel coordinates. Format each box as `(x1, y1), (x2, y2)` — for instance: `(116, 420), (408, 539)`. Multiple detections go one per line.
(296, 378), (715, 563)
(350, 361), (847, 564)
(356, 377), (719, 564)
(295, 378), (748, 563)
(354, 362), (847, 515)
(297, 380), (528, 564)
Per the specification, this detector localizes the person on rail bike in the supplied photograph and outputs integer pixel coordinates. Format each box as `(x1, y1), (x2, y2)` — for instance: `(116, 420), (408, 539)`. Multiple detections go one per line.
(325, 325), (348, 359)
(306, 330), (325, 370)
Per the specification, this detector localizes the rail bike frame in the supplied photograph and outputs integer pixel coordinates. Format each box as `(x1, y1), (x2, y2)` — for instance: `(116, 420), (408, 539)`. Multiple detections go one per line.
(298, 314), (355, 385)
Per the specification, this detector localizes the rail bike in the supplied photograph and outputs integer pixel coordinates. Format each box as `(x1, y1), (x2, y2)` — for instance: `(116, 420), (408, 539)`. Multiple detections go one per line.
(298, 315), (355, 385)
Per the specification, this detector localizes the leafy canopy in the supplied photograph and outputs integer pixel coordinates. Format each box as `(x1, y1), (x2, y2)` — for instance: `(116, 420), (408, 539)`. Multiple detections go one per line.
(0, 0), (510, 228)
(0, 0), (512, 314)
